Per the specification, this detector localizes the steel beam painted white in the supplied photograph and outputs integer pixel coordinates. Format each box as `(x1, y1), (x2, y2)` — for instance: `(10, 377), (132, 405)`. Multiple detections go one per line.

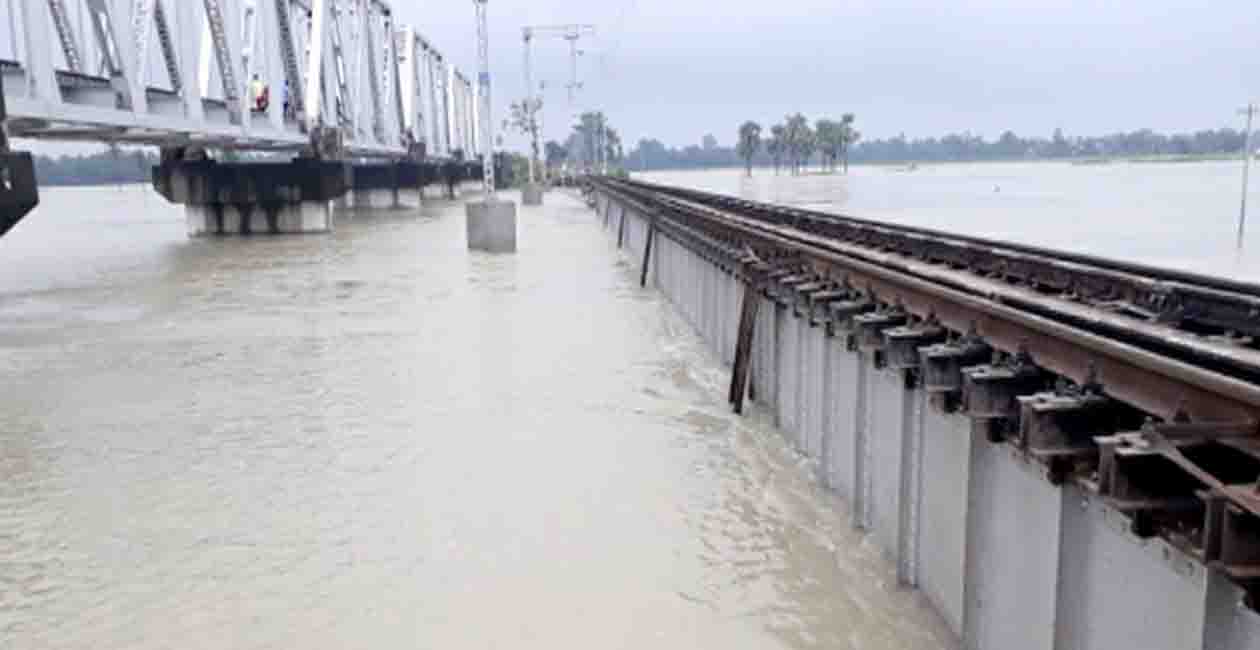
(300, 0), (326, 131)
(3, 0), (470, 158)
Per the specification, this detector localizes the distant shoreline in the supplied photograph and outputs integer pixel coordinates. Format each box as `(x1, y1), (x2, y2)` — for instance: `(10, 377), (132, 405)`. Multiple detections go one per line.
(632, 153), (1249, 175)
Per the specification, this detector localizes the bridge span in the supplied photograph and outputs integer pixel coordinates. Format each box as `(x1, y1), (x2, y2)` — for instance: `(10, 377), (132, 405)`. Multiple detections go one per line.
(0, 0), (489, 238)
(587, 176), (1260, 649)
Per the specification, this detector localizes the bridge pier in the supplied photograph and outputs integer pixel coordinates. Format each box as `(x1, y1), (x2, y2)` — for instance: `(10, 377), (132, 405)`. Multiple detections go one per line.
(0, 72), (38, 240)
(346, 163), (416, 210)
(153, 158), (350, 236)
(0, 150), (38, 239)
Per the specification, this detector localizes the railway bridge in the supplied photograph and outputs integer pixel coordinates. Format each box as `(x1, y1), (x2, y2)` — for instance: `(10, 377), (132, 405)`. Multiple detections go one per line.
(587, 176), (1260, 649)
(0, 0), (489, 238)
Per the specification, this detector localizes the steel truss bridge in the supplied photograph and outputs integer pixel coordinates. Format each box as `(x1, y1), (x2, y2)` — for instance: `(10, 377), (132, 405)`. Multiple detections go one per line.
(0, 0), (480, 158)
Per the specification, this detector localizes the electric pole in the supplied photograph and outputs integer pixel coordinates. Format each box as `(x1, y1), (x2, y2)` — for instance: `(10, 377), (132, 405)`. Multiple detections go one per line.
(567, 35), (581, 107)
(520, 24), (594, 179)
(522, 27), (536, 184)
(474, 0), (494, 197)
(538, 81), (547, 183)
(1240, 103), (1256, 253)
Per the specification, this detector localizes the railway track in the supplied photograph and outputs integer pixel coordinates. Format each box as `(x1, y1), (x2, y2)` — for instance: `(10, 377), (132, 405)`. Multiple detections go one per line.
(589, 175), (1260, 605)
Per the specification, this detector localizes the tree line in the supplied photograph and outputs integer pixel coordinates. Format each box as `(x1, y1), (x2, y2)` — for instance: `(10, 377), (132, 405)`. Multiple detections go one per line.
(32, 147), (158, 186)
(737, 114), (860, 176)
(621, 126), (1256, 172)
(29, 122), (1254, 186)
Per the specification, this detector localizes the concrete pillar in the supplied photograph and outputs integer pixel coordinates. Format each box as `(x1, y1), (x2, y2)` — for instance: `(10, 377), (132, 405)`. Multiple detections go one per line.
(804, 324), (827, 460)
(466, 199), (517, 253)
(185, 205), (214, 236)
(352, 188), (399, 209)
(275, 201), (333, 233)
(397, 188), (422, 209)
(1049, 483), (1208, 650)
(522, 183), (544, 206)
(963, 439), (1063, 650)
(918, 410), (973, 638)
(823, 332), (861, 502)
(154, 158), (349, 237)
(183, 201), (333, 236)
(247, 206), (270, 233)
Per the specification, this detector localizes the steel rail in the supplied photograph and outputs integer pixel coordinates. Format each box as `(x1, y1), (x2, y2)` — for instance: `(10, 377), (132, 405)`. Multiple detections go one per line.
(589, 178), (1260, 600)
(625, 177), (1260, 298)
(594, 177), (1260, 424)
(620, 178), (1260, 342)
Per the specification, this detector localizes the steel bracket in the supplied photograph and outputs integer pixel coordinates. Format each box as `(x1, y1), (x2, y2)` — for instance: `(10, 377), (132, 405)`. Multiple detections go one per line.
(884, 321), (947, 370)
(853, 308), (908, 353)
(961, 354), (1043, 438)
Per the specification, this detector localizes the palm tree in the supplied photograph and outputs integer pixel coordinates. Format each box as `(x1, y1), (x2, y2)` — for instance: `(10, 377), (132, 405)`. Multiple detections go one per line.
(767, 124), (786, 175)
(815, 119), (837, 172)
(736, 121), (762, 177)
(839, 113), (860, 173)
(783, 113), (813, 175)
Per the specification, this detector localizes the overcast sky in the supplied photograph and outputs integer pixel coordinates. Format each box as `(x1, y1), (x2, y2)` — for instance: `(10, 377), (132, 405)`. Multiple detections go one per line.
(401, 0), (1260, 149)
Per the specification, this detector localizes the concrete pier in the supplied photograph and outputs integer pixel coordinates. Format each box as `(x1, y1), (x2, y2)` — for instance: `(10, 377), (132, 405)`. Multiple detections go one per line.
(153, 158), (350, 236)
(348, 163), (418, 210)
(0, 150), (38, 239)
(522, 183), (544, 206)
(351, 188), (401, 210)
(592, 187), (1260, 650)
(465, 199), (517, 253)
(185, 201), (334, 236)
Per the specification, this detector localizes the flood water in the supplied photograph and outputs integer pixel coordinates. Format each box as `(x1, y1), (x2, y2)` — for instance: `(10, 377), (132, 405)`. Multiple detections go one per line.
(1, 187), (954, 648)
(645, 159), (1260, 282)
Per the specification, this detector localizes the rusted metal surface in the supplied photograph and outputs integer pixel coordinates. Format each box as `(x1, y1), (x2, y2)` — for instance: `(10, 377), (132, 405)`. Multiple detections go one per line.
(728, 276), (761, 415)
(601, 178), (1260, 422)
(640, 218), (656, 288)
(589, 175), (1260, 607)
(627, 178), (1260, 342)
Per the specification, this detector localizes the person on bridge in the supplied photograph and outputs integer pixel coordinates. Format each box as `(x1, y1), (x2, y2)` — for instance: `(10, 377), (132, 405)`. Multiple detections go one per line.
(250, 74), (269, 113)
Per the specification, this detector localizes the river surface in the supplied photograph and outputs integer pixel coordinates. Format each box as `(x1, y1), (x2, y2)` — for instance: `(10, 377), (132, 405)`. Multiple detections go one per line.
(644, 159), (1260, 282)
(1, 187), (954, 648)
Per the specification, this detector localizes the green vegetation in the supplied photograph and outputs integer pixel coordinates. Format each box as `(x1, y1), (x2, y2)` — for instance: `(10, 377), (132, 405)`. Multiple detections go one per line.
(562, 111), (622, 173)
(507, 96), (544, 178)
(767, 124), (786, 174)
(736, 121), (762, 177)
(33, 148), (157, 186)
(626, 125), (1252, 172)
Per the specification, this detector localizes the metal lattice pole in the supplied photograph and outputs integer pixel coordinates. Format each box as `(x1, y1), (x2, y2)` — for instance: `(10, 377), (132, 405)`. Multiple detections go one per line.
(474, 0), (494, 197)
(523, 27), (535, 184)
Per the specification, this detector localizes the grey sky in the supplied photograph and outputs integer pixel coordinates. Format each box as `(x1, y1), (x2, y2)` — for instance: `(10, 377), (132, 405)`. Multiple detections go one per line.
(403, 0), (1260, 149)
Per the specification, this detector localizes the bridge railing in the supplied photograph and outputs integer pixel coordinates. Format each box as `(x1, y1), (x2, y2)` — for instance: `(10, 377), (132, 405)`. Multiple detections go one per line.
(0, 0), (479, 161)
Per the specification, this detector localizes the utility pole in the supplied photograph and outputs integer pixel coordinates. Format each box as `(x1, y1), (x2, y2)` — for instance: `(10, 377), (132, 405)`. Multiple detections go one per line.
(1240, 103), (1256, 254)
(522, 27), (536, 184)
(466, 0), (516, 254)
(474, 0), (494, 197)
(519, 24), (593, 179)
(567, 35), (581, 106)
(538, 81), (547, 183)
